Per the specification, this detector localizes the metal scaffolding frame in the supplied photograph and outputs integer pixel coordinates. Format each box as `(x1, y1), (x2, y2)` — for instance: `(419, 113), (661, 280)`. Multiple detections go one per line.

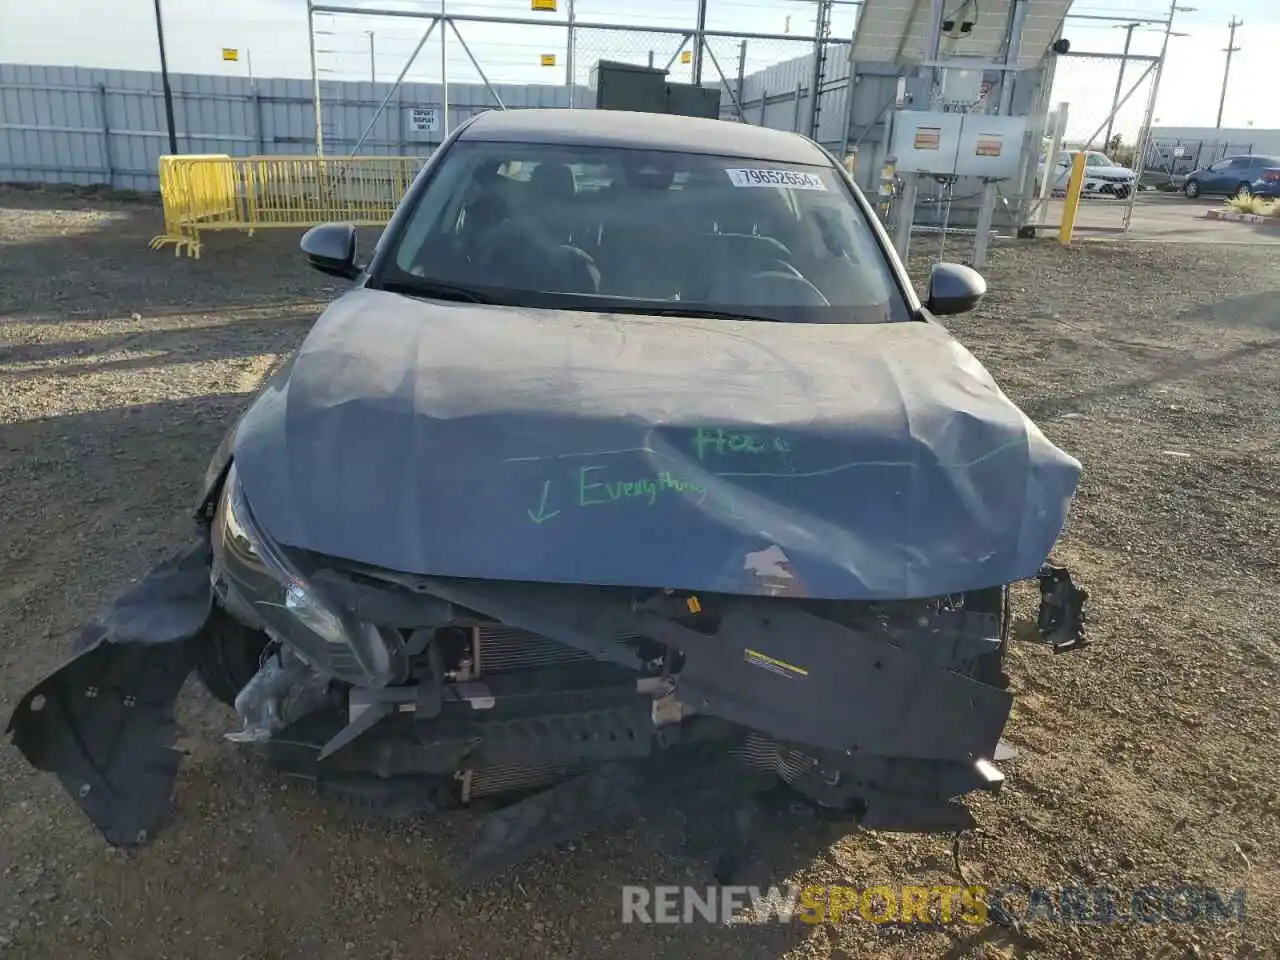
(302, 0), (1189, 251)
(304, 0), (841, 157)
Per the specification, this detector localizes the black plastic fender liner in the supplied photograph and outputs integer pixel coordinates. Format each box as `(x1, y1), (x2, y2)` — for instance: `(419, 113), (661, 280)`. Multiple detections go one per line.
(6, 539), (215, 846)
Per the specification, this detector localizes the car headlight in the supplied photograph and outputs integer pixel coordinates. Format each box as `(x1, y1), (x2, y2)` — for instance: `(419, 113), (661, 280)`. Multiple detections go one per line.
(212, 463), (402, 689)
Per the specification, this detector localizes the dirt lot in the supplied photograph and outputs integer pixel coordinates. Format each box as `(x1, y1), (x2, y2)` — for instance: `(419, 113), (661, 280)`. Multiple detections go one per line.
(1, 187), (1277, 960)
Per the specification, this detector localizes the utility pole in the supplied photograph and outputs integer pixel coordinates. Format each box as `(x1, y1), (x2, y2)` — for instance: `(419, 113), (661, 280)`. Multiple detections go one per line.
(307, 0), (324, 157)
(367, 31), (376, 83)
(1104, 22), (1141, 150)
(565, 0), (576, 105)
(1216, 17), (1242, 129)
(152, 0), (179, 154)
(441, 0), (449, 139)
(692, 0), (708, 85)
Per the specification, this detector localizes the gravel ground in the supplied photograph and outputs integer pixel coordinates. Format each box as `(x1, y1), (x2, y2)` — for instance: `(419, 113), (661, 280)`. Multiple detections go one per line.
(1, 186), (1277, 960)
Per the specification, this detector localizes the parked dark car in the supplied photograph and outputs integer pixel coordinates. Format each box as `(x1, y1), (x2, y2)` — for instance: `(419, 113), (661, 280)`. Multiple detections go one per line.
(1182, 154), (1280, 198)
(7, 108), (1088, 881)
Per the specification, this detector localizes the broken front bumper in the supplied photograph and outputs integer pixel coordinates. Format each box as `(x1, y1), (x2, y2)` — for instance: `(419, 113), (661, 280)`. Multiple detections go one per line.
(7, 533), (1087, 869)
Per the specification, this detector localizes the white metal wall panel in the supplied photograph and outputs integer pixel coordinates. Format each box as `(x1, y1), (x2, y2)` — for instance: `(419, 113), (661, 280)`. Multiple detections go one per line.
(0, 64), (589, 190)
(1, 55), (1035, 192)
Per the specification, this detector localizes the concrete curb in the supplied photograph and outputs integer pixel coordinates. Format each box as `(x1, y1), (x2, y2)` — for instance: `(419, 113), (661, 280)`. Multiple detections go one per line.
(1204, 208), (1280, 228)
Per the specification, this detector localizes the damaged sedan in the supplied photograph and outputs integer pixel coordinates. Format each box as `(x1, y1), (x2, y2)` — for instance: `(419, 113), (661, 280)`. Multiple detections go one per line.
(8, 108), (1088, 879)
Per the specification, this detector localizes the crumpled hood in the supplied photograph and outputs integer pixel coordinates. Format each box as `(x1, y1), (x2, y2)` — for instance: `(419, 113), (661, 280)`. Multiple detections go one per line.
(232, 288), (1081, 600)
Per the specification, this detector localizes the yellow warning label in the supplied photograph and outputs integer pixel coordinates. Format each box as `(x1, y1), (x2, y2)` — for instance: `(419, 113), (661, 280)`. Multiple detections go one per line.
(744, 648), (809, 678)
(540, 53), (557, 66)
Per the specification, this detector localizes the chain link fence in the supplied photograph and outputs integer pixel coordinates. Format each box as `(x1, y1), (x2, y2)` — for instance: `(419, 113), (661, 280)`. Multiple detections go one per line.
(570, 26), (695, 87)
(700, 35), (823, 125)
(1045, 52), (1158, 230)
(305, 2), (845, 156)
(1143, 137), (1260, 185)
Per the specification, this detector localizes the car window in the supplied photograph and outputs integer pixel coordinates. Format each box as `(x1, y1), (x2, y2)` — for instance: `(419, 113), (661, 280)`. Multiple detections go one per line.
(1086, 153), (1112, 167)
(1228, 158), (1252, 169)
(379, 140), (912, 325)
(1207, 160), (1229, 172)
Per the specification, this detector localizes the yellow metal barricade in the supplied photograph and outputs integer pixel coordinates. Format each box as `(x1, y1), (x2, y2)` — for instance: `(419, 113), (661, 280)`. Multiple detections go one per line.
(151, 154), (237, 257)
(151, 154), (424, 259)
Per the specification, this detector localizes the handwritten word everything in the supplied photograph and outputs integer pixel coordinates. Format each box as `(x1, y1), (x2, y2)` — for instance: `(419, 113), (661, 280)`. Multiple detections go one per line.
(693, 427), (790, 461)
(579, 466), (705, 507)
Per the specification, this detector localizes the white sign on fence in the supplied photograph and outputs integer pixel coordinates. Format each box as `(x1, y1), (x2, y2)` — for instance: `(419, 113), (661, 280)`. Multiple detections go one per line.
(407, 106), (440, 134)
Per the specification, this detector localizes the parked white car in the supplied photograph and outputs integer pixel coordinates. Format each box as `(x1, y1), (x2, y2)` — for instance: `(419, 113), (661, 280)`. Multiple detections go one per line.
(1037, 151), (1137, 198)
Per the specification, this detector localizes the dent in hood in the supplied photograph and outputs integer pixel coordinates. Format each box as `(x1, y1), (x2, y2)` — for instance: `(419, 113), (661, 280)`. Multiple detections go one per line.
(232, 289), (1081, 600)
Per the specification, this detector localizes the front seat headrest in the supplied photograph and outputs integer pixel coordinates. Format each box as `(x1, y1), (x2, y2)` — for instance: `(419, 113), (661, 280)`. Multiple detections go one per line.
(530, 162), (577, 201)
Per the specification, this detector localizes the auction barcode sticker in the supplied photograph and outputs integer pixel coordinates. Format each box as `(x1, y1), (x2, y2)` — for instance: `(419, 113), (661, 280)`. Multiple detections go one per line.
(725, 168), (827, 190)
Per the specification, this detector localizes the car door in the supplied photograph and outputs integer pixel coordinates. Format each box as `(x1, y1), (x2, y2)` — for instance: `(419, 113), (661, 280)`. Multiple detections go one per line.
(1225, 157), (1256, 193)
(1199, 160), (1232, 193)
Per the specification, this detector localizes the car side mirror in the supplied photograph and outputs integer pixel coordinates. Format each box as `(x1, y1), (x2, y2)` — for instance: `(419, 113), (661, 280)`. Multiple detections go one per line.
(301, 222), (361, 279)
(926, 262), (987, 316)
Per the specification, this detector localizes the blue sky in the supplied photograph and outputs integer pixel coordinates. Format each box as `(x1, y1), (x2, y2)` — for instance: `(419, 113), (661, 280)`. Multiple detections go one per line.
(2, 0), (1276, 137)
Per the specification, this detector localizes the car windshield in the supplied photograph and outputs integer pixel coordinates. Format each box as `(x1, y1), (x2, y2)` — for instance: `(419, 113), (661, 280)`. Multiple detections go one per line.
(1086, 153), (1113, 167)
(377, 140), (912, 324)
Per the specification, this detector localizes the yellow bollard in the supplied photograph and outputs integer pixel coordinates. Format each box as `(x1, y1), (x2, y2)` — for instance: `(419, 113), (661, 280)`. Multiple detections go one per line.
(1058, 151), (1087, 245)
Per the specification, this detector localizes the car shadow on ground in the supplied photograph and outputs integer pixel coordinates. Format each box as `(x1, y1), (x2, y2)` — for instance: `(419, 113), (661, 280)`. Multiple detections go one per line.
(1020, 338), (1280, 422)
(1017, 290), (1280, 422)
(0, 187), (340, 325)
(0, 312), (319, 380)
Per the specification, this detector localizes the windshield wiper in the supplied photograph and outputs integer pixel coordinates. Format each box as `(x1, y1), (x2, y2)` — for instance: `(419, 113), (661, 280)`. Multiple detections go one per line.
(611, 306), (775, 323)
(379, 278), (501, 304)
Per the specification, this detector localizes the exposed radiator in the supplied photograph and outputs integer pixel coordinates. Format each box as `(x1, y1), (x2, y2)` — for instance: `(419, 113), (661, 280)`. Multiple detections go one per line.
(475, 623), (595, 674)
(464, 763), (584, 800)
(474, 623), (648, 675)
(455, 626), (655, 801)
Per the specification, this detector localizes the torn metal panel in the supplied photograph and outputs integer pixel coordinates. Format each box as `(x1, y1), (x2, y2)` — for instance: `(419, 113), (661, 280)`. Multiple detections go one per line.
(1036, 563), (1090, 652)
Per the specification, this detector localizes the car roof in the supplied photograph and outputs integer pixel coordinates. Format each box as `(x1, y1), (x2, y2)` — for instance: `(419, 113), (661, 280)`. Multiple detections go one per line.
(457, 108), (831, 165)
